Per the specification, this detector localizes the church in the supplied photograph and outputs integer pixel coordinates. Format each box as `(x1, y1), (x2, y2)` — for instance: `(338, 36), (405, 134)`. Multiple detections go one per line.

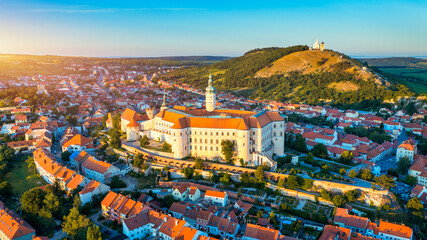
(123, 74), (285, 166)
(312, 39), (325, 51)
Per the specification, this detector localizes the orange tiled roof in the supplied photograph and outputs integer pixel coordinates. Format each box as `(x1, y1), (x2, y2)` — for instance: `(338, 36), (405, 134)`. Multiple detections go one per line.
(205, 190), (226, 199)
(319, 225), (351, 240)
(378, 220), (413, 239)
(175, 226), (198, 240)
(79, 180), (100, 195)
(243, 223), (280, 240)
(0, 208), (35, 239)
(398, 139), (416, 151)
(62, 134), (93, 148)
(101, 191), (119, 208)
(82, 156), (111, 174)
(66, 174), (85, 190)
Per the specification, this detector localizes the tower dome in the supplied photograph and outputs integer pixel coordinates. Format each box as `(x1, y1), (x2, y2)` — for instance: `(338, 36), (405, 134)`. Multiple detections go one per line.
(205, 74), (216, 112)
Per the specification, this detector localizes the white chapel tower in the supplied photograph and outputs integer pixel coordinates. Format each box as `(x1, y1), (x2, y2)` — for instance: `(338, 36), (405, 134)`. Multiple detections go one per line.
(205, 74), (216, 112)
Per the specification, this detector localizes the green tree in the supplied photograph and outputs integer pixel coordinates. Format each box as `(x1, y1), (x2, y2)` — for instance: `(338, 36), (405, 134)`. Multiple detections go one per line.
(286, 175), (300, 190)
(312, 144), (327, 158)
(277, 178), (285, 188)
(220, 173), (232, 186)
(374, 174), (396, 190)
(397, 156), (411, 174)
(194, 157), (204, 170)
(221, 140), (235, 164)
(333, 195), (347, 207)
(132, 153), (145, 169)
(43, 192), (61, 218)
(344, 190), (359, 203)
(181, 168), (194, 179)
(348, 169), (357, 178)
(295, 134), (308, 153)
(360, 169), (373, 181)
(405, 102), (418, 116)
(320, 189), (332, 201)
(112, 113), (121, 130)
(339, 168), (347, 176)
(20, 188), (47, 215)
(269, 211), (277, 225)
(305, 152), (314, 163)
(61, 150), (72, 162)
(87, 224), (102, 240)
(255, 166), (265, 183)
(109, 129), (121, 149)
(407, 197), (423, 211)
(62, 207), (91, 240)
(339, 151), (354, 164)
(140, 135), (150, 147)
(161, 142), (172, 152)
(404, 175), (417, 186)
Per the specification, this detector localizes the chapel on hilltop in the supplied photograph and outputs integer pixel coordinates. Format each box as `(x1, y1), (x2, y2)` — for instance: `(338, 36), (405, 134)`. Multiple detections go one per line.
(312, 39), (325, 51)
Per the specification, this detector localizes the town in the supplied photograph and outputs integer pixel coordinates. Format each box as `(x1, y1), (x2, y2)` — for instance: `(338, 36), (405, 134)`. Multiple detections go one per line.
(0, 50), (425, 240)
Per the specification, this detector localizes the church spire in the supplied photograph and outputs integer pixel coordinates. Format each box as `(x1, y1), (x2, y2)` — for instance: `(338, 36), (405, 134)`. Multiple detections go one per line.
(205, 73), (216, 112)
(161, 92), (168, 111)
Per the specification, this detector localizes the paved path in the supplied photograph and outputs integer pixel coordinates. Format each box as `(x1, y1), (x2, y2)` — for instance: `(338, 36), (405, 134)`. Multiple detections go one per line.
(51, 230), (67, 240)
(295, 199), (306, 210)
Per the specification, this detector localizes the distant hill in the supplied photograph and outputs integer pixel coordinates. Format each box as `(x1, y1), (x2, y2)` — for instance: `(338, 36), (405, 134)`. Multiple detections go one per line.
(162, 46), (414, 110)
(151, 56), (232, 64)
(360, 57), (427, 68)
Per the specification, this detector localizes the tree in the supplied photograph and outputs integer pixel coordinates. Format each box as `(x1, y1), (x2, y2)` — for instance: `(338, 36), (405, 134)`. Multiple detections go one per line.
(220, 173), (232, 186)
(344, 190), (359, 203)
(312, 144), (327, 158)
(398, 156), (411, 174)
(66, 115), (78, 126)
(20, 188), (47, 215)
(360, 169), (373, 181)
(0, 181), (13, 198)
(194, 157), (204, 170)
(407, 197), (423, 211)
(269, 211), (277, 225)
(339, 168), (347, 176)
(109, 129), (121, 149)
(87, 224), (102, 240)
(348, 169), (357, 178)
(221, 140), (235, 164)
(132, 153), (145, 169)
(161, 142), (172, 152)
(181, 168), (194, 179)
(26, 156), (36, 171)
(112, 113), (121, 130)
(320, 189), (332, 201)
(286, 175), (300, 190)
(404, 175), (417, 186)
(43, 192), (61, 218)
(277, 178), (285, 188)
(333, 195), (347, 207)
(339, 151), (354, 164)
(295, 134), (308, 153)
(255, 166), (265, 183)
(140, 135), (150, 147)
(405, 102), (418, 116)
(73, 195), (82, 209)
(305, 152), (314, 163)
(374, 175), (396, 190)
(61, 150), (72, 162)
(62, 207), (91, 240)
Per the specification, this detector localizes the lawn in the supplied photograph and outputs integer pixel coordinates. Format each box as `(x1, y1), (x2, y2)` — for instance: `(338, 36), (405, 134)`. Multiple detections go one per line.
(6, 154), (46, 196)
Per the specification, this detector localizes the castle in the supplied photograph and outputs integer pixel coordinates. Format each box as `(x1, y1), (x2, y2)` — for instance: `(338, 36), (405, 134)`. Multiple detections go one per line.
(123, 75), (285, 166)
(312, 39), (325, 51)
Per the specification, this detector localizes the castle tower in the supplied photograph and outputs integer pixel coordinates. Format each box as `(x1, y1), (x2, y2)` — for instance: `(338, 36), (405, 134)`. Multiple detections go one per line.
(205, 74), (216, 112)
(320, 42), (325, 51)
(126, 118), (140, 141)
(160, 92), (168, 112)
(146, 106), (155, 120)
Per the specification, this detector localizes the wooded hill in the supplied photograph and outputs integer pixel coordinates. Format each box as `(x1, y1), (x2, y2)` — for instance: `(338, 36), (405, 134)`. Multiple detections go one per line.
(161, 46), (414, 110)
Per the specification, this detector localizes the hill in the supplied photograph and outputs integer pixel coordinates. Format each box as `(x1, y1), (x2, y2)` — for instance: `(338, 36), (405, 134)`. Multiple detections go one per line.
(361, 57), (427, 68)
(162, 46), (413, 110)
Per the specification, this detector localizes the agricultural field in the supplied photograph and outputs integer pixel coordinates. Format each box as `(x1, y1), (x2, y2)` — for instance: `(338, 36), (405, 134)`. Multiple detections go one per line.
(379, 67), (427, 94)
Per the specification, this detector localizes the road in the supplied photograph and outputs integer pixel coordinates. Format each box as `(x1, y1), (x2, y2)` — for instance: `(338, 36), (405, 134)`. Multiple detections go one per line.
(95, 69), (115, 99)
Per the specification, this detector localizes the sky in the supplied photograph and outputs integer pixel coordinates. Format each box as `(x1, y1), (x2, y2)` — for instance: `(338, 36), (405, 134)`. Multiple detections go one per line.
(0, 0), (426, 57)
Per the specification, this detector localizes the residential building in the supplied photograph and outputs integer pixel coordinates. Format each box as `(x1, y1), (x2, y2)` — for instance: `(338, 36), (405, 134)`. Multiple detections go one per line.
(81, 155), (120, 184)
(204, 190), (228, 207)
(61, 134), (95, 154)
(0, 208), (35, 240)
(396, 139), (417, 163)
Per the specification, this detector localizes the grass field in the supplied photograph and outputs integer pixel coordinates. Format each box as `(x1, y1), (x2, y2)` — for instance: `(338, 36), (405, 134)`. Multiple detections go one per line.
(379, 67), (427, 94)
(5, 154), (46, 196)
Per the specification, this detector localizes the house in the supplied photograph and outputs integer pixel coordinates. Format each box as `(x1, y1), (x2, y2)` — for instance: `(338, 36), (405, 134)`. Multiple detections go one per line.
(172, 184), (201, 202)
(69, 150), (91, 171)
(318, 225), (351, 240)
(334, 208), (369, 234)
(410, 185), (427, 204)
(0, 208), (35, 240)
(196, 210), (211, 230)
(101, 191), (147, 222)
(396, 139), (417, 163)
(243, 223), (281, 240)
(408, 155), (427, 186)
(204, 190), (228, 207)
(169, 202), (187, 219)
(62, 134), (95, 154)
(15, 114), (28, 123)
(79, 180), (110, 205)
(366, 221), (413, 240)
(158, 216), (187, 240)
(123, 210), (166, 240)
(81, 155), (120, 184)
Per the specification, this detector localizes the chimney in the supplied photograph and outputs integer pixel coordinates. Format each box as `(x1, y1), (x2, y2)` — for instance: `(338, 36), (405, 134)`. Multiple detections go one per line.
(175, 219), (178, 226)
(164, 217), (167, 223)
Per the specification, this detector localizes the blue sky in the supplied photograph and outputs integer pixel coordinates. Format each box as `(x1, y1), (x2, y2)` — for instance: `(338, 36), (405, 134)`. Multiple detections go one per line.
(0, 0), (426, 57)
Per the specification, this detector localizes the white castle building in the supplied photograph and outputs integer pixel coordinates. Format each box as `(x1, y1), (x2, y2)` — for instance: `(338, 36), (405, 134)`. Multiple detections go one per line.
(123, 75), (285, 166)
